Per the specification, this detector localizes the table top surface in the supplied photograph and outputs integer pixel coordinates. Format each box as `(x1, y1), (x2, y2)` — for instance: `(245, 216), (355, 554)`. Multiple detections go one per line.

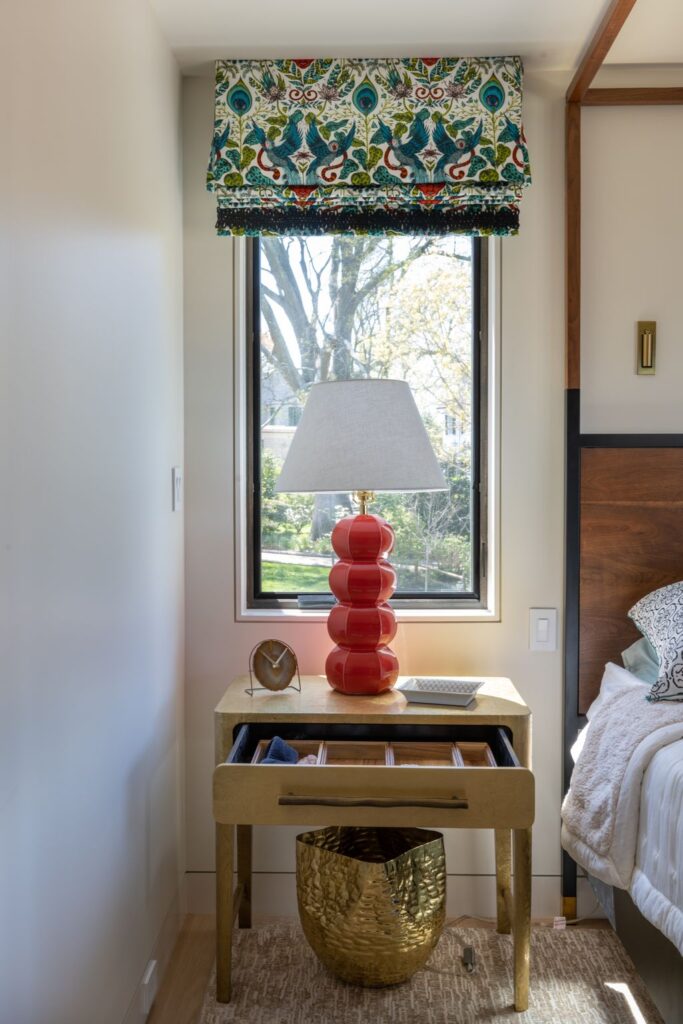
(215, 675), (530, 725)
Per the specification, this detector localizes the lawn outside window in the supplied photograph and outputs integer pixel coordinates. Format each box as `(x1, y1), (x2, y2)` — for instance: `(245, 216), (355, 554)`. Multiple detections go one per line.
(234, 235), (500, 621)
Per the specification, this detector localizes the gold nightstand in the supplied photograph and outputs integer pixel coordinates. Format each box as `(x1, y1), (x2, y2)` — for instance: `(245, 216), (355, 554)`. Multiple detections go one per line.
(213, 675), (534, 1010)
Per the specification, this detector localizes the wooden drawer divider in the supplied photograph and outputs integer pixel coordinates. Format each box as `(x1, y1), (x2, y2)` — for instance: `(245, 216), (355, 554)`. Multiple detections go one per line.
(250, 738), (499, 767)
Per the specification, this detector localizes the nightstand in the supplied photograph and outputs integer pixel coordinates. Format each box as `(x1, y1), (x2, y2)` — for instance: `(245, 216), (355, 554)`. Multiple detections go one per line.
(213, 675), (533, 1010)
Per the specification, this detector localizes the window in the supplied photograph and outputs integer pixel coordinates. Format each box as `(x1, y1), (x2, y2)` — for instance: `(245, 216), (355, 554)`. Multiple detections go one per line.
(246, 235), (489, 611)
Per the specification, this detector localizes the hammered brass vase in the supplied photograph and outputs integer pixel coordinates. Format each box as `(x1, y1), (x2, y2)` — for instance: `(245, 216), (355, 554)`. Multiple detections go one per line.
(296, 826), (446, 987)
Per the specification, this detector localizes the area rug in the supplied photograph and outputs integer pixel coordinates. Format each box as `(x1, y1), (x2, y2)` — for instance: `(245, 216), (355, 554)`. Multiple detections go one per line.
(199, 923), (663, 1024)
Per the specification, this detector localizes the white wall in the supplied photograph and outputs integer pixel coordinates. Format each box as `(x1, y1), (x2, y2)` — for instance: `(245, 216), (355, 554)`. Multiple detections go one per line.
(182, 71), (567, 918)
(581, 91), (683, 432)
(0, 3), (185, 1023)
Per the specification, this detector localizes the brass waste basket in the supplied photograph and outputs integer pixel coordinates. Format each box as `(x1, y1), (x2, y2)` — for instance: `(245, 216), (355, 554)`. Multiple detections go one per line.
(296, 826), (446, 987)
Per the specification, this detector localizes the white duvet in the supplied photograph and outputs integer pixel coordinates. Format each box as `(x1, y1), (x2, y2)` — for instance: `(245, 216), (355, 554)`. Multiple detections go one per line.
(632, 737), (683, 954)
(561, 662), (683, 953)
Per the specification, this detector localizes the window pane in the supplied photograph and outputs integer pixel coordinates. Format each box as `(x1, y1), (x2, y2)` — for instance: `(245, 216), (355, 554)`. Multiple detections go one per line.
(257, 236), (477, 597)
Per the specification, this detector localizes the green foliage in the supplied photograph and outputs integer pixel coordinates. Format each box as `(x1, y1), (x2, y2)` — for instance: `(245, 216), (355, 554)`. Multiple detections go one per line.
(261, 450), (315, 551)
(374, 454), (472, 591)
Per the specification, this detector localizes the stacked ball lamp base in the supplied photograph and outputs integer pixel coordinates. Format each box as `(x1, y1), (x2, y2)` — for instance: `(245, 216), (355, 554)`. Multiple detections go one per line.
(325, 513), (399, 695)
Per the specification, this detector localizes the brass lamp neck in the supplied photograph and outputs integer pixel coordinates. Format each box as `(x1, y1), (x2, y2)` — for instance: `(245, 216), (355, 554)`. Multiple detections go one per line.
(353, 490), (375, 515)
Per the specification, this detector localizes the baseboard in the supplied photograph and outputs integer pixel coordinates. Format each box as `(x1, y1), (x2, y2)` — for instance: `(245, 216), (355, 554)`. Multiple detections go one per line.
(121, 884), (186, 1024)
(185, 871), (574, 921)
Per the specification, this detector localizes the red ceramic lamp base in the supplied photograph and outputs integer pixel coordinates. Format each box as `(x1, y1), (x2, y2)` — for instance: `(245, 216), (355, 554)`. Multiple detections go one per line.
(325, 513), (399, 695)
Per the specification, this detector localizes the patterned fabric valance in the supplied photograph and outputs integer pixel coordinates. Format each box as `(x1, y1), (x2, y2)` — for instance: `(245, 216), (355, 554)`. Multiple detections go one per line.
(207, 57), (531, 236)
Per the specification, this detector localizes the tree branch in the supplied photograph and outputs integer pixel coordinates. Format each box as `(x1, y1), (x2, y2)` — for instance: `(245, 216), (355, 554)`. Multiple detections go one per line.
(260, 301), (301, 393)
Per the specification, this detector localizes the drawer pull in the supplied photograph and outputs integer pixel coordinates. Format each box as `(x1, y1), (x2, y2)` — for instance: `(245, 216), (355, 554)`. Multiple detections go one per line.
(278, 795), (469, 810)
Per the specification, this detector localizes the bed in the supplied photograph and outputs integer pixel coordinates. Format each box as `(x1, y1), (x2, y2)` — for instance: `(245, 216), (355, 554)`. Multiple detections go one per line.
(563, 442), (683, 1024)
(563, 661), (683, 941)
(633, 738), (683, 951)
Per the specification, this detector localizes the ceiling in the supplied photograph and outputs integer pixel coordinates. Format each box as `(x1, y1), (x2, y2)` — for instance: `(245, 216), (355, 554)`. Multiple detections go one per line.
(150, 0), (683, 75)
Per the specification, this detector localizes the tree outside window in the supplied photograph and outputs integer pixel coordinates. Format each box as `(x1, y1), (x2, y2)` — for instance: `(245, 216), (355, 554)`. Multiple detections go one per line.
(253, 235), (484, 601)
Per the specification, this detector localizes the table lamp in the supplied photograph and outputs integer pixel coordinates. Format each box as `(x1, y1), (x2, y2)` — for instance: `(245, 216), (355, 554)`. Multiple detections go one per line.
(275, 379), (447, 695)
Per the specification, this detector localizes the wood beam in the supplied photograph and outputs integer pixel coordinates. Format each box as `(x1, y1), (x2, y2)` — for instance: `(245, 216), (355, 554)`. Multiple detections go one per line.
(566, 102), (581, 389)
(566, 0), (638, 103)
(583, 87), (683, 106)
(565, 0), (642, 388)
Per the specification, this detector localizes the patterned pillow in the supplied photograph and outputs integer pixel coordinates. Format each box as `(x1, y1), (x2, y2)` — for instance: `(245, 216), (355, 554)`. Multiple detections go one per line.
(629, 582), (683, 702)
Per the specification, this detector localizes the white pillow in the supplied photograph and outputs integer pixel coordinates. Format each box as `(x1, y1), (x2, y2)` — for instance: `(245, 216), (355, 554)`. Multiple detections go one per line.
(571, 662), (649, 761)
(586, 661), (647, 721)
(629, 582), (683, 702)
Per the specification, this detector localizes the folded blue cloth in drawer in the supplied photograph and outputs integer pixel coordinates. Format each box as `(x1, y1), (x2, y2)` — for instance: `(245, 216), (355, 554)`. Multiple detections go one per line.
(261, 736), (298, 765)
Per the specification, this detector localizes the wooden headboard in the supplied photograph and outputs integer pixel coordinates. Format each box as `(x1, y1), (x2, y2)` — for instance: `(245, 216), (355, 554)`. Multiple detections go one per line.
(579, 446), (683, 713)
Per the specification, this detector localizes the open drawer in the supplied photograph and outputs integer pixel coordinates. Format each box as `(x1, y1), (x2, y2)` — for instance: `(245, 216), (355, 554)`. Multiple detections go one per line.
(213, 723), (534, 829)
(248, 738), (499, 767)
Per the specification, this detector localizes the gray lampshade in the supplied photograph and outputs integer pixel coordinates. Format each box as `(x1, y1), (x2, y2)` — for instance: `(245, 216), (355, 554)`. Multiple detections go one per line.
(275, 379), (447, 494)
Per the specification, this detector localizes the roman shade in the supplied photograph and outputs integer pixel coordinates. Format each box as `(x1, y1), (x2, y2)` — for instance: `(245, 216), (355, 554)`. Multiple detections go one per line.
(207, 56), (531, 236)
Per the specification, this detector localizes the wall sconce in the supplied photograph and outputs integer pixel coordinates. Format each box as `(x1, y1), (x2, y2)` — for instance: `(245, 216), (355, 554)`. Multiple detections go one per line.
(636, 321), (656, 375)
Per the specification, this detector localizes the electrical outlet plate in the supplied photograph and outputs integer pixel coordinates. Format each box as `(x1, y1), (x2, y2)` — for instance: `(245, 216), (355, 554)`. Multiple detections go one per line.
(141, 959), (158, 1016)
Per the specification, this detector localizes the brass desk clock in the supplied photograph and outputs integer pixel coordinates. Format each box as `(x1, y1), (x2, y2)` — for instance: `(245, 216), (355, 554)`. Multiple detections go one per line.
(247, 639), (301, 695)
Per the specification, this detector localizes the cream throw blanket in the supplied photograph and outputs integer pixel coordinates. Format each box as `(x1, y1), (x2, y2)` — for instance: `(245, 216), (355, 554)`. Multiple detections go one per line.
(561, 663), (683, 889)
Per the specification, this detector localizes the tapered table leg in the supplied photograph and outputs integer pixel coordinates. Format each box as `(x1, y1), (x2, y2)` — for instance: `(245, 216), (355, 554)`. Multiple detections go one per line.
(495, 829), (512, 934)
(216, 823), (234, 1003)
(237, 825), (252, 929)
(513, 827), (532, 1012)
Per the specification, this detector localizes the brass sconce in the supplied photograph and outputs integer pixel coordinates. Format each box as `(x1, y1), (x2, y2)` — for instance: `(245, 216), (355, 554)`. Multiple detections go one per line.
(636, 321), (656, 375)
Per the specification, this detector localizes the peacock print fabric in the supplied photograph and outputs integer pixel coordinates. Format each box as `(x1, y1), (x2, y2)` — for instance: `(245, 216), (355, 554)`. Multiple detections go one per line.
(207, 57), (531, 236)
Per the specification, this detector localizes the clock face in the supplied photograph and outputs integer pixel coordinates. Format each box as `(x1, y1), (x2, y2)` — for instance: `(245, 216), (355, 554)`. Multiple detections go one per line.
(252, 640), (298, 691)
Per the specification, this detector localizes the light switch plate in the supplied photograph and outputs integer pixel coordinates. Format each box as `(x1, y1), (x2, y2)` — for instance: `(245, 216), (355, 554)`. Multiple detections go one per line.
(529, 608), (557, 651)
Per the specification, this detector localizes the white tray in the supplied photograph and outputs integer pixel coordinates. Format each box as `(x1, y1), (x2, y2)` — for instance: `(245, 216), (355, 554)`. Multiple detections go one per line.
(396, 677), (484, 707)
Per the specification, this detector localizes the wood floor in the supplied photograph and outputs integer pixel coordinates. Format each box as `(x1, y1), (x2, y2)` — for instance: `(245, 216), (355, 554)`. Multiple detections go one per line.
(149, 914), (609, 1024)
(148, 916), (216, 1024)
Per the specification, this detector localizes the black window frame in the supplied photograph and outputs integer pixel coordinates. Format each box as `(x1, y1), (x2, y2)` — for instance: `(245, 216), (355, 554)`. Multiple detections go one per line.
(246, 236), (489, 612)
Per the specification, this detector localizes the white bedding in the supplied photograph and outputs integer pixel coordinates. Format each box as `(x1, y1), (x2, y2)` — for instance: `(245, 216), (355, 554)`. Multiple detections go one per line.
(632, 737), (683, 953)
(562, 663), (683, 954)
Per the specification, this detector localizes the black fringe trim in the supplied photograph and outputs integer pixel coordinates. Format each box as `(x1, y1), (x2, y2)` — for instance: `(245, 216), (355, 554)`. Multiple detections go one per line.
(215, 204), (519, 237)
